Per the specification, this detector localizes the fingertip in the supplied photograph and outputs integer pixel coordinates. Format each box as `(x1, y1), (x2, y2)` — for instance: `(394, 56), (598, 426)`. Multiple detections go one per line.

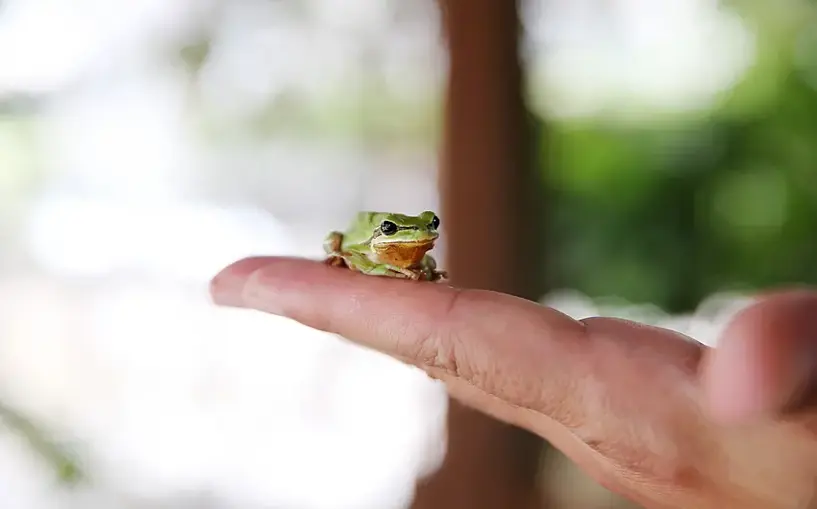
(211, 256), (327, 307)
(209, 255), (453, 325)
(702, 344), (768, 425)
(211, 256), (279, 285)
(210, 256), (278, 306)
(703, 290), (817, 424)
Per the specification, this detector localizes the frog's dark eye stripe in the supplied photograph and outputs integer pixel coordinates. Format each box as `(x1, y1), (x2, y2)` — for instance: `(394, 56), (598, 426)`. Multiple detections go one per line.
(380, 220), (398, 235)
(430, 215), (440, 230)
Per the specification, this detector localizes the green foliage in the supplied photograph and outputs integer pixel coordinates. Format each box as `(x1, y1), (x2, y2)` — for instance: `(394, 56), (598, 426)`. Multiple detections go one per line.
(542, 4), (817, 312)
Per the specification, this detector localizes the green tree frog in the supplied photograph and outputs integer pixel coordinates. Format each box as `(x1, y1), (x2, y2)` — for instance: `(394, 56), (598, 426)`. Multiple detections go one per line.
(323, 210), (448, 282)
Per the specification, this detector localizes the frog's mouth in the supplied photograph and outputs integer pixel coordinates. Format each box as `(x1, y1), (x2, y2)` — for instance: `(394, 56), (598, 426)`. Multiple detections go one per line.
(372, 239), (436, 268)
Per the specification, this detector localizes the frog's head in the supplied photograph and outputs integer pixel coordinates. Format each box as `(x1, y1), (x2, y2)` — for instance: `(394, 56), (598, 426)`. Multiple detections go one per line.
(369, 210), (440, 267)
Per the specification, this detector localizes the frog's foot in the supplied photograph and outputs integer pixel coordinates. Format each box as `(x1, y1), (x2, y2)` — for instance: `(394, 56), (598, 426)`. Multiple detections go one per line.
(323, 232), (351, 269)
(417, 255), (447, 282)
(358, 261), (423, 280)
(416, 268), (447, 282)
(323, 231), (344, 256)
(323, 255), (347, 268)
(429, 269), (448, 282)
(393, 266), (424, 280)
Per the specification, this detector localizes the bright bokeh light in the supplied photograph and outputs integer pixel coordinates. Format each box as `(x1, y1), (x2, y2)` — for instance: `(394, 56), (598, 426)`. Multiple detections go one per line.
(525, 0), (756, 119)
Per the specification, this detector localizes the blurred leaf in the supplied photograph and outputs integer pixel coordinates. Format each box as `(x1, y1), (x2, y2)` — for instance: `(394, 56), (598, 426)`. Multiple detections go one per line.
(541, 2), (817, 311)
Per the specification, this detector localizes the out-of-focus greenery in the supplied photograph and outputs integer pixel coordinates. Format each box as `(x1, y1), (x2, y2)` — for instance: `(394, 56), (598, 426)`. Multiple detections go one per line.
(207, 0), (817, 314)
(544, 0), (817, 312)
(3, 1), (814, 317)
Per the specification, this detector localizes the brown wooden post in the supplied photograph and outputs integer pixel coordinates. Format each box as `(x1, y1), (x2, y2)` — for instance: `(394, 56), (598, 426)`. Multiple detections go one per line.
(410, 0), (547, 508)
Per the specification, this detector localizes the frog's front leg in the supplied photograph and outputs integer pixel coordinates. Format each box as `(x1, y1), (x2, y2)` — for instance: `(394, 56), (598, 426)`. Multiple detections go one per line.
(420, 254), (448, 282)
(323, 231), (344, 256)
(323, 231), (347, 267)
(343, 251), (422, 280)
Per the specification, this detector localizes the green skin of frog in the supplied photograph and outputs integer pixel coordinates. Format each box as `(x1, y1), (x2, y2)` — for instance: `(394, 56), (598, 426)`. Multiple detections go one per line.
(323, 210), (448, 282)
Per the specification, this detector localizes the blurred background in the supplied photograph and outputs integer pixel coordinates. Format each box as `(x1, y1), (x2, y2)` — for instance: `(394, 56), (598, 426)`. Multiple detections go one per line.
(0, 0), (815, 507)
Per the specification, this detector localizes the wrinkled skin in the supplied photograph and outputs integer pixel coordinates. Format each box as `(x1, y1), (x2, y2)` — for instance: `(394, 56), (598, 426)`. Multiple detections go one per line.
(211, 257), (817, 509)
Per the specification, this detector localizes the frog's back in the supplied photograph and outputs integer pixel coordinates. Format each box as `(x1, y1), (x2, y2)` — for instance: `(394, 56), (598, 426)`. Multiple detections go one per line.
(359, 211), (426, 225)
(341, 211), (427, 247)
(339, 211), (381, 247)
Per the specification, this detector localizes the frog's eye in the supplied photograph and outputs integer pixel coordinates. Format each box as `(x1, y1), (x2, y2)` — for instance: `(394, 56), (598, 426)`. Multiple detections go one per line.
(429, 215), (440, 230)
(380, 220), (398, 235)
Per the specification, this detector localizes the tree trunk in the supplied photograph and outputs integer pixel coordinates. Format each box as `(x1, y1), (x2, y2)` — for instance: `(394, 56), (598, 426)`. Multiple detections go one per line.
(410, 0), (547, 508)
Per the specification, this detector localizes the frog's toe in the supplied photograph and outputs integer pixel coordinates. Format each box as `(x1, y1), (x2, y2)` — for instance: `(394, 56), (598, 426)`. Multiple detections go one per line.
(431, 270), (448, 282)
(322, 231), (344, 255)
(324, 255), (347, 268)
(394, 268), (422, 280)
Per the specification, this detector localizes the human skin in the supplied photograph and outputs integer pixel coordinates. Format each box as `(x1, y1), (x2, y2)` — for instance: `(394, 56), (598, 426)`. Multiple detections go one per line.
(210, 257), (817, 509)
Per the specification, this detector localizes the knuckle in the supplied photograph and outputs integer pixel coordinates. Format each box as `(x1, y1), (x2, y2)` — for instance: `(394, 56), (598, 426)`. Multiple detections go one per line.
(412, 288), (476, 381)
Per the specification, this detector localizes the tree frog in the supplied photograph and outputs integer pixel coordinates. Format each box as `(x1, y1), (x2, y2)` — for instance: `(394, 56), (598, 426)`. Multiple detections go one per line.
(323, 210), (448, 282)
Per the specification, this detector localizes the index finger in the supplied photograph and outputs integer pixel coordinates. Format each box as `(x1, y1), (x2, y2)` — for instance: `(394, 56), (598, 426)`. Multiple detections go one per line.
(210, 256), (711, 493)
(210, 257), (585, 411)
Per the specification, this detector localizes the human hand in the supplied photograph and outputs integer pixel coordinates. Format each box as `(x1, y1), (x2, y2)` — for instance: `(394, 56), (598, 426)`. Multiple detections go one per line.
(210, 257), (817, 509)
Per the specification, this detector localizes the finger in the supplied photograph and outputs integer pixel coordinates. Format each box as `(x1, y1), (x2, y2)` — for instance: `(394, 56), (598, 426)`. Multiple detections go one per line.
(211, 257), (587, 419)
(702, 289), (817, 424)
(211, 257), (711, 498)
(210, 258), (703, 431)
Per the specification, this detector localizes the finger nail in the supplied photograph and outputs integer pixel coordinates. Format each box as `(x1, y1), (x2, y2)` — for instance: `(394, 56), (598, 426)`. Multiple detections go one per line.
(705, 331), (775, 425)
(708, 338), (817, 424)
(707, 359), (764, 425)
(209, 257), (271, 307)
(210, 273), (245, 307)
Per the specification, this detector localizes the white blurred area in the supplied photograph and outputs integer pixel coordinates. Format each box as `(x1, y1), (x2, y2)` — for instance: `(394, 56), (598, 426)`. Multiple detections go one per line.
(0, 0), (757, 508)
(542, 290), (757, 347)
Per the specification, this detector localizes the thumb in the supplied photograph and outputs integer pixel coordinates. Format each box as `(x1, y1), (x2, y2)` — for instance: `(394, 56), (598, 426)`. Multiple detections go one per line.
(702, 289), (817, 424)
